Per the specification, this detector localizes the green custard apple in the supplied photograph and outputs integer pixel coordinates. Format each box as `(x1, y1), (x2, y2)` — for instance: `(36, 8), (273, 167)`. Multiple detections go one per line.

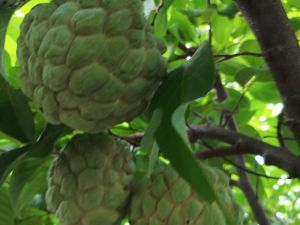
(17, 0), (166, 133)
(46, 133), (135, 225)
(129, 164), (244, 225)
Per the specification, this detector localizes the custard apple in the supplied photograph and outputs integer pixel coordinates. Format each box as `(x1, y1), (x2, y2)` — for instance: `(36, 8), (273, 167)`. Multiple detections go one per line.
(129, 164), (243, 225)
(46, 133), (136, 225)
(17, 0), (166, 133)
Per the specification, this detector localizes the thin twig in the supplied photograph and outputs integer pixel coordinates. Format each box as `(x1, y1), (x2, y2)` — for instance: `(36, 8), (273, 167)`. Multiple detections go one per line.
(197, 147), (289, 180)
(215, 52), (264, 63)
(151, 0), (164, 26)
(222, 92), (246, 128)
(263, 136), (297, 141)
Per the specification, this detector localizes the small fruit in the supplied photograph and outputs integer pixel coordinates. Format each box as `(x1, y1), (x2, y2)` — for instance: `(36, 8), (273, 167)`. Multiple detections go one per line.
(17, 0), (166, 133)
(129, 164), (243, 225)
(46, 133), (135, 225)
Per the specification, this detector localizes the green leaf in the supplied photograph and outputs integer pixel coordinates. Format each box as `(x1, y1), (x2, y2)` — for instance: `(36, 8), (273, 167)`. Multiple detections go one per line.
(169, 8), (198, 43)
(239, 124), (261, 139)
(249, 81), (281, 103)
(212, 15), (233, 49)
(0, 124), (70, 187)
(154, 10), (168, 36)
(144, 42), (238, 225)
(0, 186), (14, 225)
(181, 43), (215, 102)
(235, 67), (256, 86)
(220, 88), (250, 112)
(290, 18), (300, 31)
(27, 124), (71, 158)
(281, 126), (300, 155)
(255, 64), (273, 82)
(218, 2), (238, 18)
(239, 40), (264, 67)
(246, 156), (267, 199)
(217, 60), (245, 78)
(3, 10), (23, 87)
(140, 111), (162, 176)
(9, 157), (50, 213)
(0, 8), (14, 75)
(0, 146), (28, 186)
(0, 75), (34, 142)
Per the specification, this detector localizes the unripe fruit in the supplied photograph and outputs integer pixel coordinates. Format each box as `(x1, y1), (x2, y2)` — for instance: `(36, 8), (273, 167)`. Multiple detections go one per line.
(17, 0), (166, 133)
(46, 133), (135, 225)
(129, 164), (244, 225)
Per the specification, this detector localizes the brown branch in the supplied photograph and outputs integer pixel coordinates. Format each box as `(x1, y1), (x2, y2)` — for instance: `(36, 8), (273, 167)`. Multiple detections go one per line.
(173, 49), (263, 63)
(263, 136), (297, 141)
(215, 52), (263, 63)
(116, 125), (300, 179)
(197, 146), (251, 159)
(113, 133), (144, 147)
(197, 147), (288, 180)
(234, 0), (300, 146)
(188, 124), (300, 179)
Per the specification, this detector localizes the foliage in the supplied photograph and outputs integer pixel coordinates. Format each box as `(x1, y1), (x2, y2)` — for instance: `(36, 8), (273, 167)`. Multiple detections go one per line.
(0, 0), (300, 225)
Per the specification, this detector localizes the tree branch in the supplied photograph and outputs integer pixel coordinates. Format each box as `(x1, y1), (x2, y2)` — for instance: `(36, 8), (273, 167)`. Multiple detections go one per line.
(234, 0), (300, 146)
(215, 52), (263, 63)
(189, 124), (300, 178)
(197, 147), (289, 180)
(116, 124), (300, 179)
(197, 146), (251, 159)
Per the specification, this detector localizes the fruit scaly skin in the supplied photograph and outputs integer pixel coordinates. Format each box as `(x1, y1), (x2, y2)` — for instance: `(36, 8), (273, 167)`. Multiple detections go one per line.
(129, 164), (244, 225)
(46, 133), (136, 225)
(17, 0), (166, 133)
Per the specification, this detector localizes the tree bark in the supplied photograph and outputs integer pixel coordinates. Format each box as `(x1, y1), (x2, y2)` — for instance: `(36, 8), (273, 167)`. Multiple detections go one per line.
(234, 0), (300, 145)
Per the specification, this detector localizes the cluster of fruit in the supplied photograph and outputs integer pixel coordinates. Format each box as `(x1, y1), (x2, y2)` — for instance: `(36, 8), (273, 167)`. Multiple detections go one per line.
(17, 0), (243, 224)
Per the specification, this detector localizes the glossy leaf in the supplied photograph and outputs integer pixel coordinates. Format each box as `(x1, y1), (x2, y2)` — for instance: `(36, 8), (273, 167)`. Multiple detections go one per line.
(0, 76), (34, 142)
(0, 146), (28, 186)
(0, 186), (14, 225)
(10, 157), (50, 213)
(144, 42), (238, 225)
(0, 125), (70, 187)
(0, 8), (14, 75)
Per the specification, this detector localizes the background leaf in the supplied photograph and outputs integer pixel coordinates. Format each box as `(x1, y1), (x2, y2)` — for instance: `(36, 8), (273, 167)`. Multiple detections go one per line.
(9, 157), (51, 213)
(249, 81), (281, 103)
(0, 124), (70, 187)
(0, 185), (14, 225)
(0, 8), (14, 75)
(0, 147), (28, 186)
(0, 75), (34, 143)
